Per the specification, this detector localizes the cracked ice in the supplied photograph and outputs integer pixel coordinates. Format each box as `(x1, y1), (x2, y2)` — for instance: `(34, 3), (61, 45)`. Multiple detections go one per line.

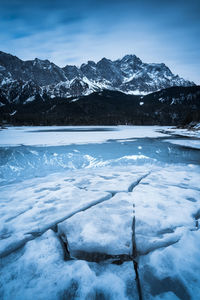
(0, 126), (200, 300)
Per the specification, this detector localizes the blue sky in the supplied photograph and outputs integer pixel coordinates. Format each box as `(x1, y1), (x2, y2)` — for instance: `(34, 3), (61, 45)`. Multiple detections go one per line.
(0, 0), (199, 83)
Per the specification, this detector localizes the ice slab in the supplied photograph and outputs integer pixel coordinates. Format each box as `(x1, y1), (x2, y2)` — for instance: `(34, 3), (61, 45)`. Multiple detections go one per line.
(133, 166), (200, 255)
(58, 192), (135, 258)
(0, 175), (110, 257)
(0, 166), (149, 258)
(0, 229), (138, 300)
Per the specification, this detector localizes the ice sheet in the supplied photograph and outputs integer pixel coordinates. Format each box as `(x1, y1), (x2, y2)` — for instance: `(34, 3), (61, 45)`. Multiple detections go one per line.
(0, 125), (170, 146)
(0, 126), (200, 299)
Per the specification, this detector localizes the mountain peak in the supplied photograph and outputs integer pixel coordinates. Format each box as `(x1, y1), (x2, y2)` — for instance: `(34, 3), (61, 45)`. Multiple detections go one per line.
(121, 54), (141, 61)
(97, 57), (112, 65)
(87, 60), (96, 66)
(33, 58), (51, 66)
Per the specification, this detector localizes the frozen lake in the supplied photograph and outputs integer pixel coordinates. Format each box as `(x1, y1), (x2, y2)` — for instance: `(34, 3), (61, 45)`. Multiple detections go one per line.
(0, 126), (200, 300)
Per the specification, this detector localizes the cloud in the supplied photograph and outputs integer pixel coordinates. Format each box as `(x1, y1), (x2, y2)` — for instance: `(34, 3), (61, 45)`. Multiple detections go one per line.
(0, 0), (199, 83)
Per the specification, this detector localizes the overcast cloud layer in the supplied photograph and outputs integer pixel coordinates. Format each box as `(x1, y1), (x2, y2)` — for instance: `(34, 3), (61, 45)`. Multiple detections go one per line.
(0, 0), (199, 83)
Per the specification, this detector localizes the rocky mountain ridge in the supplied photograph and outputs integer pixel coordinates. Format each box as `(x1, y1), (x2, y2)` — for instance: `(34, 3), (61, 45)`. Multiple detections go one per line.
(0, 51), (195, 104)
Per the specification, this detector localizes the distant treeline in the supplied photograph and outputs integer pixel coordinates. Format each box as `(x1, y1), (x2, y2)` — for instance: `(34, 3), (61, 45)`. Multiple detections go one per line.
(1, 86), (200, 126)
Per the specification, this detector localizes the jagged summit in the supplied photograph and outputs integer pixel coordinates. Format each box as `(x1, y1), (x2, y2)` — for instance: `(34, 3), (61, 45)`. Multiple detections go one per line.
(0, 51), (195, 104)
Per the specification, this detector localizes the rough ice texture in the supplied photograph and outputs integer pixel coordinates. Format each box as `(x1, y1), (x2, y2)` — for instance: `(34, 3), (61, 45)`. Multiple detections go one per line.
(58, 192), (135, 257)
(0, 167), (148, 258)
(0, 173), (109, 257)
(0, 230), (138, 300)
(139, 229), (200, 299)
(134, 167), (200, 255)
(133, 166), (200, 299)
(1, 164), (200, 299)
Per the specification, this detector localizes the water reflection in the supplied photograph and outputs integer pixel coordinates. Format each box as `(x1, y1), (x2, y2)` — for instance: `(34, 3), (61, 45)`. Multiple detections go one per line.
(0, 137), (199, 186)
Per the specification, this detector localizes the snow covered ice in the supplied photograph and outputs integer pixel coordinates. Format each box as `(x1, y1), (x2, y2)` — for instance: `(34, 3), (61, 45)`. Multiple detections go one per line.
(0, 126), (200, 300)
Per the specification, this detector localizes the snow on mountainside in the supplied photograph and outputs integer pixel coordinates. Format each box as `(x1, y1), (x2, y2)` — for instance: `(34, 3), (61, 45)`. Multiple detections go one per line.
(0, 51), (195, 104)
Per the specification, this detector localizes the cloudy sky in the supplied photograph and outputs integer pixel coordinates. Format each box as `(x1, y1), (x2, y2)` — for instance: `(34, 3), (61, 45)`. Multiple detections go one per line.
(0, 0), (199, 83)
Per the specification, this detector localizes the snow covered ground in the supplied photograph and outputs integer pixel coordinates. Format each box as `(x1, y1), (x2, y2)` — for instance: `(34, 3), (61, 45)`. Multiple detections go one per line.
(0, 126), (200, 300)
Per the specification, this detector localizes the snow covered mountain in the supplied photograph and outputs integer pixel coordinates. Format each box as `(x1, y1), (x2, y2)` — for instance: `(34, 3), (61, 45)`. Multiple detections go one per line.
(0, 51), (195, 104)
